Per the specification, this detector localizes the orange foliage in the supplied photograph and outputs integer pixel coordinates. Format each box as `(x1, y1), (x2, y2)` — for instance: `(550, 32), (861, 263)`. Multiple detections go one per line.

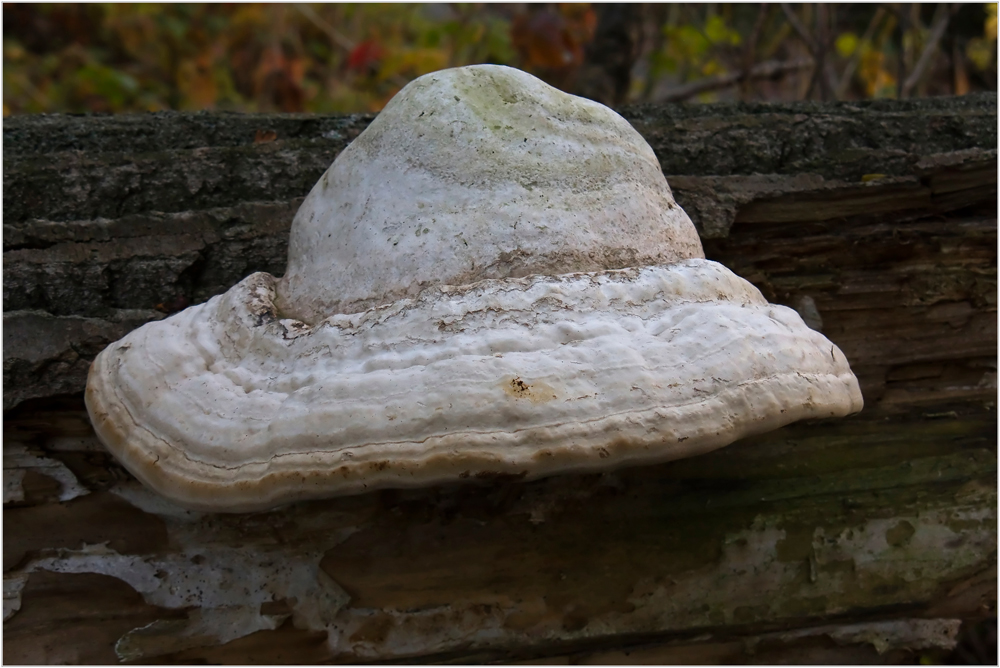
(511, 5), (596, 71)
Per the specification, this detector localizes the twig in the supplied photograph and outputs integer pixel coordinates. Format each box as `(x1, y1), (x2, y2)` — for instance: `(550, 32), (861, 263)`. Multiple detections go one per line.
(836, 7), (886, 99)
(658, 58), (814, 103)
(295, 3), (355, 52)
(807, 4), (831, 100)
(740, 5), (771, 100)
(902, 3), (954, 97)
(896, 3), (909, 98)
(952, 41), (969, 95)
(781, 3), (818, 53)
(639, 5), (671, 102)
(781, 3), (837, 100)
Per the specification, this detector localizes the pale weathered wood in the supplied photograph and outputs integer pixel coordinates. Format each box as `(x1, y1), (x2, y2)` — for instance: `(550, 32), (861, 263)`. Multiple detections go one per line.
(3, 94), (996, 663)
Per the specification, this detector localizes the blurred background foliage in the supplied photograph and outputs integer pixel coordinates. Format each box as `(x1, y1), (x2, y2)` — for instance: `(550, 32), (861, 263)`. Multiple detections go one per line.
(3, 3), (996, 116)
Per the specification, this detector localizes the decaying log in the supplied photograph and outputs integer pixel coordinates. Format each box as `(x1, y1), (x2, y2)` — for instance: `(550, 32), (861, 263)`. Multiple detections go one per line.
(3, 93), (996, 664)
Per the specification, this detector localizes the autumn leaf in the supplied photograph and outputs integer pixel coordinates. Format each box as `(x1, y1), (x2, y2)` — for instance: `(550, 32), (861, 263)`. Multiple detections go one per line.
(347, 39), (384, 74)
(511, 5), (595, 71)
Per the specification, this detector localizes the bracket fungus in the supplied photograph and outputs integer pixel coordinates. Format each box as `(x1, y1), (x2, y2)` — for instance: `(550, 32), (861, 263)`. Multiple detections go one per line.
(85, 65), (863, 513)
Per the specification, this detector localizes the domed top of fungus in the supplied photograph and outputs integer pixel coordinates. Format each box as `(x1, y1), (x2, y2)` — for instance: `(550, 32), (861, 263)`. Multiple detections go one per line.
(86, 65), (862, 513)
(277, 64), (702, 321)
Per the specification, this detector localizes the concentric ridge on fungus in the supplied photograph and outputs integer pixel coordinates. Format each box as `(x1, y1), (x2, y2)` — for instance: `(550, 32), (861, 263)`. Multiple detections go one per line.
(86, 65), (863, 512)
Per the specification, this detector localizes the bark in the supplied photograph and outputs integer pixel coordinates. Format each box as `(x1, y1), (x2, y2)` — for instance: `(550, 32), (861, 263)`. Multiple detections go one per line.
(3, 94), (996, 664)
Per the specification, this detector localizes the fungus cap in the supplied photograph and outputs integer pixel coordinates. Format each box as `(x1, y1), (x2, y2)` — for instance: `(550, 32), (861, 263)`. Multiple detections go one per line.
(86, 65), (863, 512)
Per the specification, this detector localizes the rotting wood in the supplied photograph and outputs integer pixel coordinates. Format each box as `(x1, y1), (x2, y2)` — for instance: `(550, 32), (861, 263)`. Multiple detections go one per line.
(3, 94), (996, 663)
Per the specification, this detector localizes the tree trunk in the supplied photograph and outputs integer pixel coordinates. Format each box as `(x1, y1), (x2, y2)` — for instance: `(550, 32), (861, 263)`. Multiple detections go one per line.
(3, 94), (996, 664)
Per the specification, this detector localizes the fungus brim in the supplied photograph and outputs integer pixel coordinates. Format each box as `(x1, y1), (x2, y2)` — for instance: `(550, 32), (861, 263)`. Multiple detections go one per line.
(85, 259), (863, 513)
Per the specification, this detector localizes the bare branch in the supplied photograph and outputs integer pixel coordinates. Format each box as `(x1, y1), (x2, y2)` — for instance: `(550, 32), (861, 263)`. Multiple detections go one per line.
(896, 3), (909, 98)
(781, 4), (837, 100)
(806, 5), (832, 100)
(295, 3), (355, 53)
(902, 3), (954, 97)
(740, 5), (772, 101)
(781, 3), (818, 55)
(657, 58), (814, 103)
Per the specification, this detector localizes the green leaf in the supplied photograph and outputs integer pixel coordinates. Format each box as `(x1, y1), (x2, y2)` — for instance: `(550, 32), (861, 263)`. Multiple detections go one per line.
(836, 32), (859, 58)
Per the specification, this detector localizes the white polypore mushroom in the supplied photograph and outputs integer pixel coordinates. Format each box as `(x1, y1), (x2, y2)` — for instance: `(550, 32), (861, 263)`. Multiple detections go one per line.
(85, 65), (863, 513)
